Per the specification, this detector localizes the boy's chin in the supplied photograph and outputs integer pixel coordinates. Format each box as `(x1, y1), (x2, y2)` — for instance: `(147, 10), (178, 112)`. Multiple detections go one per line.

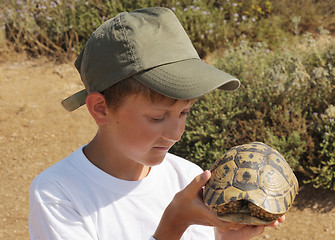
(145, 153), (167, 167)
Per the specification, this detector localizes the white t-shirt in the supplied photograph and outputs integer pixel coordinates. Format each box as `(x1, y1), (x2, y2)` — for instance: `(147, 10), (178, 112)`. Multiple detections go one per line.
(29, 146), (214, 239)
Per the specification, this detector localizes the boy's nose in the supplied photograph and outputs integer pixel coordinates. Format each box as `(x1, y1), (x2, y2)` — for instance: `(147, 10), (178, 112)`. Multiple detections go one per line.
(163, 120), (185, 142)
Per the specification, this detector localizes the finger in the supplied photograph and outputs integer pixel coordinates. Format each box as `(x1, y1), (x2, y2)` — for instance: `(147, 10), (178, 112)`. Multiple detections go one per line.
(266, 214), (286, 228)
(229, 223), (246, 231)
(214, 222), (246, 232)
(184, 170), (211, 195)
(206, 213), (247, 232)
(278, 214), (286, 223)
(268, 220), (279, 228)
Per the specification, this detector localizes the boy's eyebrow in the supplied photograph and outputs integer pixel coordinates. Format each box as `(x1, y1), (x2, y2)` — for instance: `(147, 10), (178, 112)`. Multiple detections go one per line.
(150, 101), (194, 112)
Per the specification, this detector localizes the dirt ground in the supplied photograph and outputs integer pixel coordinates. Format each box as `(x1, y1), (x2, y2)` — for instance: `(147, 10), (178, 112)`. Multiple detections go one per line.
(1, 53), (335, 240)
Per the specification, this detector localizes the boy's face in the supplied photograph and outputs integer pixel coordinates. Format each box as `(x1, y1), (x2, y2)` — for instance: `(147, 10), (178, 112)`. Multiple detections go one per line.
(103, 94), (194, 167)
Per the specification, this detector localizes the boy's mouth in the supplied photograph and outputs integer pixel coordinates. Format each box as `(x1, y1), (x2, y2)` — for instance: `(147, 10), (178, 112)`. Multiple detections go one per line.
(153, 146), (171, 151)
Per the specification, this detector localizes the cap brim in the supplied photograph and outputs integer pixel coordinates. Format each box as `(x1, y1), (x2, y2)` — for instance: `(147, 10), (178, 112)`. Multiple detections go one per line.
(133, 58), (240, 100)
(61, 58), (240, 111)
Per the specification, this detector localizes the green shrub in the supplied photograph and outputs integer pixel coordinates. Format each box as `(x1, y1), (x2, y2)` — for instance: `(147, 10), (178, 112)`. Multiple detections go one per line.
(0, 0), (295, 58)
(1, 1), (335, 190)
(308, 109), (335, 190)
(1, 0), (333, 58)
(171, 35), (335, 191)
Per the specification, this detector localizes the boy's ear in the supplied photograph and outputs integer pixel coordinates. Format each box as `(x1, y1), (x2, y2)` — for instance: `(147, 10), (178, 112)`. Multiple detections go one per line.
(86, 92), (109, 125)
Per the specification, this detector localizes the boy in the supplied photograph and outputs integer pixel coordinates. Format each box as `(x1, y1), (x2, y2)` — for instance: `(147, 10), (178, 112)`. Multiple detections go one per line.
(29, 7), (284, 239)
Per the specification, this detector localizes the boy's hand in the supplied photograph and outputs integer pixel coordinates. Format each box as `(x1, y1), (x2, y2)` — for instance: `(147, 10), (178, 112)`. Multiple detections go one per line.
(154, 170), (247, 240)
(214, 225), (264, 240)
(153, 171), (286, 240)
(215, 215), (286, 240)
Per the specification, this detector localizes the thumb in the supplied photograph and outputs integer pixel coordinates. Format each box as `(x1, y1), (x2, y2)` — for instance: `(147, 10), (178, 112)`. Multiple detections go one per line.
(185, 170), (211, 195)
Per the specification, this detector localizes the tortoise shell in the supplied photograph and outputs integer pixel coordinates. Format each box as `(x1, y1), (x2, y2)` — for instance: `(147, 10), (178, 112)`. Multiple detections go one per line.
(203, 142), (299, 225)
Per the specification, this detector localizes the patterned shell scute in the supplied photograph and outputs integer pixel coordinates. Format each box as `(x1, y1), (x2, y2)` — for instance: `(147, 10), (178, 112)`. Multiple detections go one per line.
(204, 142), (299, 217)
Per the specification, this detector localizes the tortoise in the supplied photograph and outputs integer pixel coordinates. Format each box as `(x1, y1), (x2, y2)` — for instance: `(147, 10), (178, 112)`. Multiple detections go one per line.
(203, 142), (299, 225)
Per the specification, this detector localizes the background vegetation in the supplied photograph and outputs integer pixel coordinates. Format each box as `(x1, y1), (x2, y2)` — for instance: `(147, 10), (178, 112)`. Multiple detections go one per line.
(1, 0), (334, 190)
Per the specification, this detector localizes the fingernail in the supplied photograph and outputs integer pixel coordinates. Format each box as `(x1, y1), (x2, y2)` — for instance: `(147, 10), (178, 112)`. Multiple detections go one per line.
(202, 170), (210, 179)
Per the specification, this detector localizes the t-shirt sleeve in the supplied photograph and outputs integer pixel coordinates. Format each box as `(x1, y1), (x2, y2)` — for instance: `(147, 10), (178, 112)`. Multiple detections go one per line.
(29, 177), (96, 240)
(29, 202), (95, 239)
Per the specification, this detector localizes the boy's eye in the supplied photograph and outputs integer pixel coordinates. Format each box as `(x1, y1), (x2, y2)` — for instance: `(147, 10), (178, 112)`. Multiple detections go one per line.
(150, 116), (165, 122)
(149, 111), (189, 122)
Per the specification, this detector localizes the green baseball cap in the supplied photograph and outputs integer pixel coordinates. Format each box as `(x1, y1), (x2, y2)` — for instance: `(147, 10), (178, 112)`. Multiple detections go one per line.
(61, 7), (240, 111)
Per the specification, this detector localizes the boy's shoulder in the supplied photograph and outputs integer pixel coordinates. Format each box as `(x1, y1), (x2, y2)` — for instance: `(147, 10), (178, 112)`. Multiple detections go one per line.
(30, 147), (84, 193)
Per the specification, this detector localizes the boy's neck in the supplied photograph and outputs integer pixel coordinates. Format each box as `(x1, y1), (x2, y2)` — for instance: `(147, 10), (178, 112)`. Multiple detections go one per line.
(83, 135), (151, 181)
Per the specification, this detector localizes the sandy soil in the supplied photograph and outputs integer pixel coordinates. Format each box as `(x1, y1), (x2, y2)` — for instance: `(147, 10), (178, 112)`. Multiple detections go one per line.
(1, 54), (335, 240)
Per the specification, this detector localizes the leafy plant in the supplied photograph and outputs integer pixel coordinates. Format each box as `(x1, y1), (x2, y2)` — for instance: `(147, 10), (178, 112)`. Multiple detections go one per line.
(171, 35), (335, 191)
(308, 110), (335, 190)
(1, 0), (325, 59)
(1, 0), (335, 190)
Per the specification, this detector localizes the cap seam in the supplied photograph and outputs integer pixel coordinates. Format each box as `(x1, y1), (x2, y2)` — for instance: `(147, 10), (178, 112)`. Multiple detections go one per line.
(156, 68), (208, 82)
(119, 12), (141, 73)
(141, 70), (201, 90)
(146, 67), (223, 89)
(154, 60), (222, 83)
